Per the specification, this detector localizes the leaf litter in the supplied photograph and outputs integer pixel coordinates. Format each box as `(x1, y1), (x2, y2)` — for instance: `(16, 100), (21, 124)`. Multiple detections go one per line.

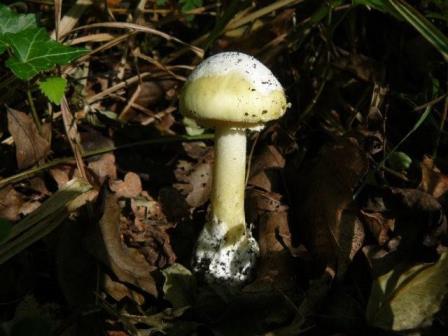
(1, 1), (448, 336)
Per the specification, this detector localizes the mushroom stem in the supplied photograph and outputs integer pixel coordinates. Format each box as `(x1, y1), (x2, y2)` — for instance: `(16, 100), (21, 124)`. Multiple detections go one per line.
(211, 126), (247, 239)
(193, 126), (258, 286)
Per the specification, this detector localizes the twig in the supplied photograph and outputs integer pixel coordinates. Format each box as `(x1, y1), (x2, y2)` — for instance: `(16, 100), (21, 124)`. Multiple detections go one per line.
(27, 82), (42, 134)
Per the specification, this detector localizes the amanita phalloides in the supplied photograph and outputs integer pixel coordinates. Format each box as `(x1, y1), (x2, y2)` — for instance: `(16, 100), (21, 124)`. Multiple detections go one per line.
(179, 52), (288, 286)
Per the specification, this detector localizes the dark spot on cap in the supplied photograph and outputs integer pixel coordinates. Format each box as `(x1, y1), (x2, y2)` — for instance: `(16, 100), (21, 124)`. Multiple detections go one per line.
(262, 110), (267, 114)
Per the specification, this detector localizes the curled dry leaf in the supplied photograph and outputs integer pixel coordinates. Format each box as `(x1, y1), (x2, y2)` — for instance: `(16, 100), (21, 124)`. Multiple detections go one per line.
(110, 172), (142, 198)
(7, 107), (50, 169)
(420, 156), (448, 199)
(293, 136), (368, 277)
(126, 192), (176, 269)
(0, 186), (25, 221)
(246, 145), (295, 291)
(174, 142), (213, 208)
(94, 193), (158, 296)
(88, 153), (117, 185)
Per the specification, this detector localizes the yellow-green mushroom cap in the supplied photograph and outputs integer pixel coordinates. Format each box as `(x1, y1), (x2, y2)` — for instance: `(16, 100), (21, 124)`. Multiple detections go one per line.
(180, 52), (288, 129)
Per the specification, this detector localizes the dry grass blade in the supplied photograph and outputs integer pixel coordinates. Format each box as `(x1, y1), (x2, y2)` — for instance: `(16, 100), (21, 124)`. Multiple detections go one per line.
(67, 33), (116, 45)
(86, 71), (153, 104)
(226, 0), (303, 31)
(133, 49), (187, 81)
(66, 22), (204, 57)
(54, 0), (62, 41)
(51, 0), (93, 39)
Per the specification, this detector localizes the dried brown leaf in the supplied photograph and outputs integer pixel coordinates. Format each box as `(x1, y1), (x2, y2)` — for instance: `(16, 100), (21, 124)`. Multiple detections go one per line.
(88, 153), (117, 184)
(110, 172), (142, 198)
(7, 107), (50, 169)
(96, 193), (158, 296)
(420, 156), (448, 198)
(50, 165), (76, 188)
(0, 186), (25, 221)
(174, 145), (213, 208)
(249, 145), (285, 192)
(294, 137), (369, 277)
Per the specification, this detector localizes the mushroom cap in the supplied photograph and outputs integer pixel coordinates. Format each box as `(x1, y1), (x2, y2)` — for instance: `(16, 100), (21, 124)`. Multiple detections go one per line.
(179, 52), (288, 129)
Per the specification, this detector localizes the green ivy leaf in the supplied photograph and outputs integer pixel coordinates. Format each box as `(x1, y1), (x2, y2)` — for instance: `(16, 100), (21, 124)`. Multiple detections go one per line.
(5, 28), (88, 80)
(179, 0), (203, 13)
(0, 3), (37, 55)
(0, 4), (37, 34)
(39, 76), (67, 105)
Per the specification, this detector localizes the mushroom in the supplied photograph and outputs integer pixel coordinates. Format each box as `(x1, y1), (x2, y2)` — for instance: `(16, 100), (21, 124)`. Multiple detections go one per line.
(179, 51), (288, 286)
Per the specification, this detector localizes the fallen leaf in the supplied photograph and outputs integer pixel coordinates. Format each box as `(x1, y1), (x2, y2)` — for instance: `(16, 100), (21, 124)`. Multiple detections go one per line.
(291, 136), (368, 277)
(162, 263), (196, 308)
(246, 145), (295, 291)
(91, 193), (158, 296)
(103, 273), (145, 305)
(7, 107), (50, 169)
(367, 252), (448, 332)
(248, 145), (285, 192)
(0, 186), (24, 221)
(110, 172), (142, 198)
(50, 164), (76, 188)
(174, 144), (213, 208)
(88, 153), (117, 184)
(420, 156), (448, 198)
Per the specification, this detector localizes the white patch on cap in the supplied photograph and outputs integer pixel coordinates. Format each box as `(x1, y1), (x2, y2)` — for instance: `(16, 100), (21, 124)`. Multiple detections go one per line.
(188, 52), (283, 95)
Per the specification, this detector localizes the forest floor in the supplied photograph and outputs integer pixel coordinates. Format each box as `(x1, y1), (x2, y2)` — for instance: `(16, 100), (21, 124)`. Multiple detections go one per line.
(1, 1), (448, 335)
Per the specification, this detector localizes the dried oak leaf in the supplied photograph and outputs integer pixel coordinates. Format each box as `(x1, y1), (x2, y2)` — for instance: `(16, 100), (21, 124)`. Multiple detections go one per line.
(293, 136), (368, 277)
(7, 107), (50, 169)
(50, 164), (77, 188)
(126, 192), (176, 269)
(420, 156), (448, 199)
(174, 143), (213, 208)
(110, 172), (142, 198)
(0, 186), (25, 221)
(88, 153), (117, 184)
(81, 130), (117, 184)
(248, 145), (285, 192)
(245, 145), (295, 291)
(94, 193), (158, 296)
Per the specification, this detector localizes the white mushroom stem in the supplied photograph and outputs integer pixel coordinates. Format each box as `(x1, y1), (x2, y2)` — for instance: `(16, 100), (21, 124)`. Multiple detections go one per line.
(193, 126), (259, 286)
(211, 126), (246, 237)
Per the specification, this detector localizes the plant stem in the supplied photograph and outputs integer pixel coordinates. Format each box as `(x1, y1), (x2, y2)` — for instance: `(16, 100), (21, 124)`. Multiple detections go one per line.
(27, 82), (42, 134)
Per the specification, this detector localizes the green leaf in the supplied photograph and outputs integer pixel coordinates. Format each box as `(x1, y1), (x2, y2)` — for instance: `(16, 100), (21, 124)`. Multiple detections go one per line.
(5, 28), (88, 80)
(367, 252), (448, 331)
(162, 263), (197, 308)
(387, 151), (412, 171)
(38, 76), (67, 104)
(0, 218), (12, 243)
(179, 0), (203, 13)
(0, 4), (37, 34)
